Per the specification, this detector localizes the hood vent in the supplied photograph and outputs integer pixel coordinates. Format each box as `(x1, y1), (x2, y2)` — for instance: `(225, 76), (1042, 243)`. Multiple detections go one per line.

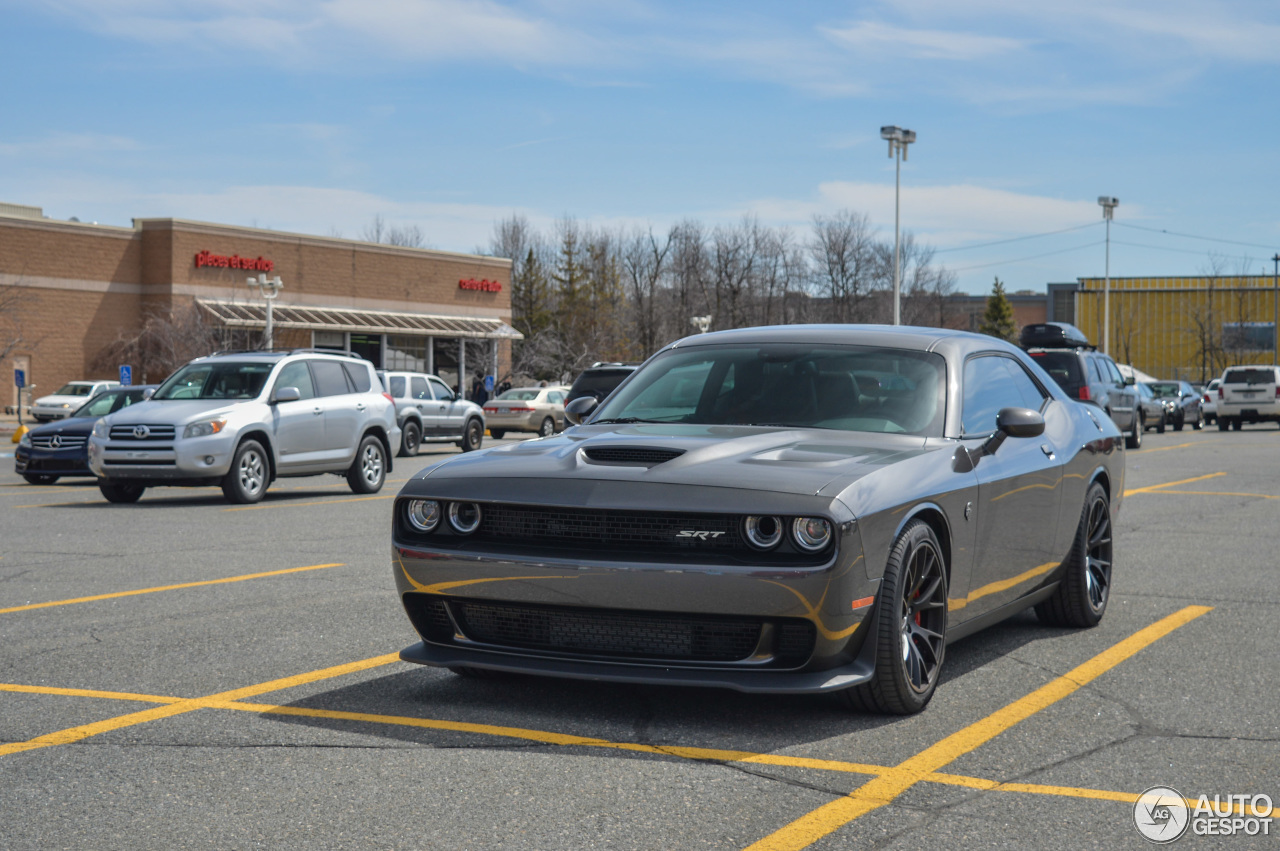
(584, 446), (685, 466)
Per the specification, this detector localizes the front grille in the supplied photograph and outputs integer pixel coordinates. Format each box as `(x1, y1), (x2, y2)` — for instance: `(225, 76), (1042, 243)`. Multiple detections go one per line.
(584, 446), (685, 466)
(456, 601), (761, 661)
(480, 504), (741, 551)
(30, 435), (87, 449)
(109, 424), (177, 441)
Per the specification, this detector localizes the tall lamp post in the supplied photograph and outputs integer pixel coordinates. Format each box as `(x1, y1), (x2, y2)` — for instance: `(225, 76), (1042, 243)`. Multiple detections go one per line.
(1097, 197), (1119, 355)
(880, 126), (916, 325)
(1272, 253), (1279, 364)
(247, 274), (284, 349)
(690, 315), (712, 334)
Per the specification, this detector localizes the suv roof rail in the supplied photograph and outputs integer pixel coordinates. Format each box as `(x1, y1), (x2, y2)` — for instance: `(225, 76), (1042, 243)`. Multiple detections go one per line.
(286, 348), (369, 360)
(203, 348), (294, 358)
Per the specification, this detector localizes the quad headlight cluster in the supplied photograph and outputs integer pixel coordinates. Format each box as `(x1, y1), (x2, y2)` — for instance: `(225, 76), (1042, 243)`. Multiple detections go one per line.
(743, 515), (833, 552)
(403, 499), (483, 535)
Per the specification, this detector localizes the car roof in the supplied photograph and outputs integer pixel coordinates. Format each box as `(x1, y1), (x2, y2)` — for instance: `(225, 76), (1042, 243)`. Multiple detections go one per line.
(665, 323), (1017, 360)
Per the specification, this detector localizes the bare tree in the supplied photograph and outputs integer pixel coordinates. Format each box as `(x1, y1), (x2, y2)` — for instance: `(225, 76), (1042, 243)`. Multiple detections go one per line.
(362, 215), (426, 248)
(93, 303), (239, 384)
(0, 277), (33, 367)
(809, 210), (877, 323)
(620, 226), (670, 359)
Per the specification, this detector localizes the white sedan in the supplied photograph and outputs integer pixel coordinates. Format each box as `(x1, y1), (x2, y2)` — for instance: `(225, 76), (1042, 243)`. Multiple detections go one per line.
(31, 380), (120, 422)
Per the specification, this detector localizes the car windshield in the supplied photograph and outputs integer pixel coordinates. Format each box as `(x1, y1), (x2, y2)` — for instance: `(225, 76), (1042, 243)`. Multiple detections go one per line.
(499, 389), (540, 401)
(591, 343), (946, 436)
(153, 362), (273, 400)
(1148, 382), (1179, 398)
(54, 383), (94, 396)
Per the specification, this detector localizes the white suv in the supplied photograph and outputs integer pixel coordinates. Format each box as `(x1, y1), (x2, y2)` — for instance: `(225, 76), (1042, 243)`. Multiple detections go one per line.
(88, 350), (400, 504)
(1216, 364), (1280, 431)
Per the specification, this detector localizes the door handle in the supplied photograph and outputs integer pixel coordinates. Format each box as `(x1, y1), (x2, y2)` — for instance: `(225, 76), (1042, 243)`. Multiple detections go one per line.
(312, 407), (323, 416)
(355, 403), (366, 411)
(1040, 444), (1055, 459)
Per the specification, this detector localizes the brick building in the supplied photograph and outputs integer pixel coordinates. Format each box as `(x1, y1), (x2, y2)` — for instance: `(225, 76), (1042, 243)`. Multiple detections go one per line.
(0, 203), (518, 413)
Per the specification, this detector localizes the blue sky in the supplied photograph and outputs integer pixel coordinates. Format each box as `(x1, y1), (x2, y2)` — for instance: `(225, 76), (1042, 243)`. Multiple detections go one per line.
(3, 0), (1279, 294)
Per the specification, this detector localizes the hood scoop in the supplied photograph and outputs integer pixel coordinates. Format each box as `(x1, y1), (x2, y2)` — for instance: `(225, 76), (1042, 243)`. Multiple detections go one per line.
(583, 446), (686, 467)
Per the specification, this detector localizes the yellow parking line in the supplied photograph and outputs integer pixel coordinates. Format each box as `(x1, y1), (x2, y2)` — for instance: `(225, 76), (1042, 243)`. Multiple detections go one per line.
(1129, 440), (1202, 454)
(0, 683), (184, 704)
(1146, 489), (1279, 500)
(744, 605), (1212, 851)
(0, 652), (400, 758)
(224, 494), (396, 512)
(0, 563), (343, 615)
(1123, 472), (1226, 497)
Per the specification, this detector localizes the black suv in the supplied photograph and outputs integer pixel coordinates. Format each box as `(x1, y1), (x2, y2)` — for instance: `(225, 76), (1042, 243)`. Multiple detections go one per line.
(565, 362), (640, 405)
(1020, 323), (1143, 449)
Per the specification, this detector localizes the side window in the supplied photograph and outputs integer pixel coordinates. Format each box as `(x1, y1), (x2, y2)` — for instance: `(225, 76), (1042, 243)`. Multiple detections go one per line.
(549, 391), (565, 404)
(963, 356), (1035, 435)
(410, 377), (430, 400)
(388, 376), (406, 397)
(310, 360), (353, 397)
(274, 361), (316, 401)
(1087, 356), (1104, 383)
(427, 377), (453, 400)
(1005, 359), (1048, 410)
(1103, 358), (1124, 385)
(342, 363), (372, 393)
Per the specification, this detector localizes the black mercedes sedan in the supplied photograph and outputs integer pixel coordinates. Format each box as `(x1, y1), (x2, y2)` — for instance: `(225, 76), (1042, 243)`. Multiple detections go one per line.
(15, 385), (157, 484)
(391, 326), (1124, 714)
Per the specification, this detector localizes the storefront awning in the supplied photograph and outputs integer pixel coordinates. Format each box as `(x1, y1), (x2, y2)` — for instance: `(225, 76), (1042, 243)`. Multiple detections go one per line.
(196, 298), (523, 340)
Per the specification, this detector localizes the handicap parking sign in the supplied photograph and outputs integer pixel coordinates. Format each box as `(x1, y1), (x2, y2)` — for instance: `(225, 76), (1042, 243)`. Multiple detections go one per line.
(119, 365), (132, 386)
(484, 374), (495, 393)
(14, 369), (24, 388)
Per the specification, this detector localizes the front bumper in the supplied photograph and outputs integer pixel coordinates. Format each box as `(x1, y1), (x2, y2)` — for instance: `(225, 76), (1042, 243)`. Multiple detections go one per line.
(14, 447), (91, 476)
(88, 432), (237, 480)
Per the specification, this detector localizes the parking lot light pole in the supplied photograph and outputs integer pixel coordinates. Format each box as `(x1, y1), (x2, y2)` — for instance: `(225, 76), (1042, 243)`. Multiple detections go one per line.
(1272, 253), (1279, 365)
(1098, 197), (1118, 355)
(247, 274), (284, 349)
(881, 126), (916, 326)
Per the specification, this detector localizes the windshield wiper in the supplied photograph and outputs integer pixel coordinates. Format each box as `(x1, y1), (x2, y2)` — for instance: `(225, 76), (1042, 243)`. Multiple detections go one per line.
(591, 417), (668, 425)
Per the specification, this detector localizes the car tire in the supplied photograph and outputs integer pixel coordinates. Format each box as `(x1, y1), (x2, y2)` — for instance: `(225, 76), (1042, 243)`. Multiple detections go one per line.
(99, 481), (145, 503)
(1232, 418), (1243, 431)
(1173, 412), (1184, 432)
(1193, 410), (1204, 430)
(1218, 417), (1229, 431)
(347, 434), (386, 494)
(1155, 415), (1165, 434)
(399, 420), (421, 457)
(23, 474), (59, 485)
(458, 418), (483, 452)
(539, 416), (556, 437)
(1036, 481), (1111, 628)
(221, 439), (269, 504)
(840, 519), (947, 715)
(489, 428), (506, 439)
(1124, 417), (1142, 449)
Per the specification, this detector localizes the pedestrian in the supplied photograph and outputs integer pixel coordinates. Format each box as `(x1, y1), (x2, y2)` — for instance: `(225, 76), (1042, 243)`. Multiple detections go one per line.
(470, 372), (489, 407)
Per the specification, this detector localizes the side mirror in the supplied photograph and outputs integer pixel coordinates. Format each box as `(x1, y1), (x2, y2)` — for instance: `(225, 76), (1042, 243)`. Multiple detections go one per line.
(142, 388), (154, 400)
(273, 386), (301, 404)
(564, 395), (599, 426)
(978, 407), (1045, 458)
(1124, 375), (1135, 386)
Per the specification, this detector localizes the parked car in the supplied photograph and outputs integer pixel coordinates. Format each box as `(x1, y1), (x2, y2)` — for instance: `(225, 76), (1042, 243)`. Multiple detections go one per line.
(391, 325), (1124, 715)
(1201, 378), (1221, 424)
(31, 380), (120, 422)
(1020, 323), (1142, 448)
(1145, 380), (1203, 431)
(483, 385), (569, 438)
(377, 370), (486, 456)
(1215, 364), (1280, 431)
(1134, 383), (1167, 434)
(565, 362), (640, 405)
(15, 385), (157, 484)
(88, 350), (399, 504)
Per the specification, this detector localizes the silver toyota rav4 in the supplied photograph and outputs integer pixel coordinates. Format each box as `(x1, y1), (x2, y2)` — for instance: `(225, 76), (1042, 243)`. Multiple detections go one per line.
(88, 350), (400, 504)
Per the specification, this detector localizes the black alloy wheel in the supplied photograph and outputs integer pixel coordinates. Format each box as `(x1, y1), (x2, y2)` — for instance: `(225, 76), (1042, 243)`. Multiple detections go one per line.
(1036, 481), (1112, 628)
(99, 481), (145, 504)
(489, 428), (506, 439)
(841, 519), (948, 715)
(539, 416), (556, 437)
(347, 435), (386, 494)
(23, 474), (59, 485)
(222, 439), (269, 504)
(1125, 415), (1142, 449)
(400, 420), (421, 457)
(459, 418), (483, 452)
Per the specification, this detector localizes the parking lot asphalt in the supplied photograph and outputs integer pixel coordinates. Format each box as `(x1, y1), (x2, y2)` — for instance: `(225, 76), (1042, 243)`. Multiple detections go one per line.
(1, 425), (1278, 850)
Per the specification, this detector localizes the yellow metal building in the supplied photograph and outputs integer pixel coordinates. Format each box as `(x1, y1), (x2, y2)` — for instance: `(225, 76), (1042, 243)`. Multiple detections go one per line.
(1075, 275), (1280, 383)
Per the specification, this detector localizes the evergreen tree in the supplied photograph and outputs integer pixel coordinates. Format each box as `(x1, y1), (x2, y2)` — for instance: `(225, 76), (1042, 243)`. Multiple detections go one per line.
(979, 277), (1018, 343)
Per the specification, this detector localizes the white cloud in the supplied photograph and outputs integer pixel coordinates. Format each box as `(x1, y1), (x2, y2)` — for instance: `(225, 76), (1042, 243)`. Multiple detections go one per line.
(0, 132), (143, 158)
(822, 21), (1030, 61)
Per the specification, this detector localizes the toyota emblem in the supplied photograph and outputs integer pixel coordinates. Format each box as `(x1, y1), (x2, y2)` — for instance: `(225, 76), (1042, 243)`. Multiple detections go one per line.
(133, 425), (150, 439)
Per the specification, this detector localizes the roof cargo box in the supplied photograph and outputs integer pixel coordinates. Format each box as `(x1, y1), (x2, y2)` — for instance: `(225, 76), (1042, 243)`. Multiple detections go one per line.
(1019, 322), (1093, 350)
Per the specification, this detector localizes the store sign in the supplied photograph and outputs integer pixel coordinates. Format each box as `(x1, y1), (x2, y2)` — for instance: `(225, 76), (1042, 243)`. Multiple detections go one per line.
(194, 250), (275, 272)
(459, 277), (502, 293)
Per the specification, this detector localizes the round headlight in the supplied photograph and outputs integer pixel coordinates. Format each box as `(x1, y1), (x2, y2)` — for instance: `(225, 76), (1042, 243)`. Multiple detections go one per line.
(743, 515), (783, 550)
(447, 501), (482, 535)
(792, 517), (833, 552)
(405, 499), (441, 532)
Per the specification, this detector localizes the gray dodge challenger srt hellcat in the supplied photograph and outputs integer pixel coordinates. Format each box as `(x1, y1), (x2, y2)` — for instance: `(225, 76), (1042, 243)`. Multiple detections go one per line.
(391, 324), (1124, 714)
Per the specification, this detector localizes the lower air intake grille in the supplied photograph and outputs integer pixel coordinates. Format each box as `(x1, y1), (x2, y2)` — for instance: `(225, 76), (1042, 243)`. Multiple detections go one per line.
(454, 601), (761, 662)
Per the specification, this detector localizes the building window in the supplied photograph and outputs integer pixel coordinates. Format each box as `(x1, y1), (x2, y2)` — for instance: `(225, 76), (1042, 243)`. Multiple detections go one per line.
(313, 330), (346, 350)
(1222, 322), (1276, 352)
(386, 335), (428, 371)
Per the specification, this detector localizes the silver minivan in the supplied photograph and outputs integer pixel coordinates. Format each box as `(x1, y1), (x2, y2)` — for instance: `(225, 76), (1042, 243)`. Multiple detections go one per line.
(88, 350), (400, 504)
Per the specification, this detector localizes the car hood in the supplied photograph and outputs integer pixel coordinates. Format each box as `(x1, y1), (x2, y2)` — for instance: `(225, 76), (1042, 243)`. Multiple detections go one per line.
(33, 394), (91, 406)
(28, 416), (101, 436)
(417, 423), (937, 496)
(99, 398), (249, 426)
